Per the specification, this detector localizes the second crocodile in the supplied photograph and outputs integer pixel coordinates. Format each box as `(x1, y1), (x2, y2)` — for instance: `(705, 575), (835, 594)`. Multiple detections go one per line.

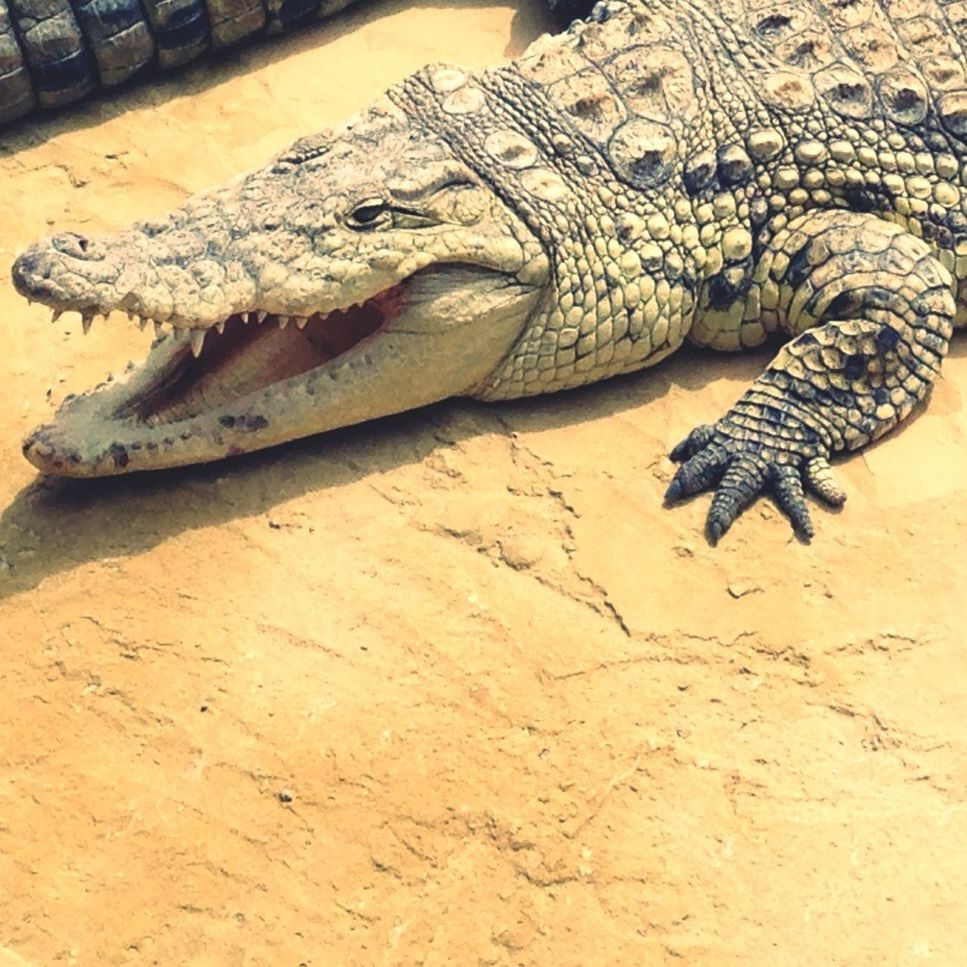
(0, 0), (588, 125)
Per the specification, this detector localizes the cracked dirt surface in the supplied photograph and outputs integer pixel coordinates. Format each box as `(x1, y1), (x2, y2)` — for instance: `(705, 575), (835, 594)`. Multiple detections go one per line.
(1, 3), (966, 964)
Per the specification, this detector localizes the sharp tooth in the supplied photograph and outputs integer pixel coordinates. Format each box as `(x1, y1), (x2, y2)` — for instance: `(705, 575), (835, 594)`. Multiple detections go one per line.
(81, 313), (93, 335)
(215, 320), (225, 334)
(279, 315), (289, 330)
(295, 316), (308, 330)
(190, 330), (206, 358)
(256, 310), (268, 324)
(154, 321), (164, 338)
(241, 311), (251, 324)
(51, 309), (62, 324)
(138, 317), (149, 331)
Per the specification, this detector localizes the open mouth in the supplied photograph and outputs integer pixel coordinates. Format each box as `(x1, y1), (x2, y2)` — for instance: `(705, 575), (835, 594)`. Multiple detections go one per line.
(22, 277), (416, 475)
(20, 261), (542, 477)
(127, 284), (407, 426)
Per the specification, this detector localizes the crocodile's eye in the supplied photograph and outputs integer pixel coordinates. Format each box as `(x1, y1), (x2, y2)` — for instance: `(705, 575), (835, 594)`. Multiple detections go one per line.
(347, 200), (391, 229)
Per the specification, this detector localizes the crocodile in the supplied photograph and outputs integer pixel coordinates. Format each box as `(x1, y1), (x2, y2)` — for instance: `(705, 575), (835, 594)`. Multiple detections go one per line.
(11, 0), (967, 541)
(0, 0), (587, 125)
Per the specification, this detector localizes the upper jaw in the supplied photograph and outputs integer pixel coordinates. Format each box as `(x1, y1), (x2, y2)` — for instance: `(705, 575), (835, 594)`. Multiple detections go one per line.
(11, 230), (353, 336)
(11, 213), (534, 339)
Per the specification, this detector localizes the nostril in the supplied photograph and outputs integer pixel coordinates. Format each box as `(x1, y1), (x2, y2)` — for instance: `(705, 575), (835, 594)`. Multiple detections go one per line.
(52, 232), (102, 261)
(53, 233), (88, 257)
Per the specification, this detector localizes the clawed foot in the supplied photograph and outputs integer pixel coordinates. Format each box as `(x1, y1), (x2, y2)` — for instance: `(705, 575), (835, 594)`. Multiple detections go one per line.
(665, 423), (847, 544)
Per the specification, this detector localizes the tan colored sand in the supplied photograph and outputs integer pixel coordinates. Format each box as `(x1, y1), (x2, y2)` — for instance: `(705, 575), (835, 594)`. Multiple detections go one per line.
(0, 3), (965, 964)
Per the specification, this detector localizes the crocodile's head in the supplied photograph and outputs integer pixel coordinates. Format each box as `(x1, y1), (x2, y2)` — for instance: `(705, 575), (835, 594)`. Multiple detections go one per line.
(11, 96), (550, 476)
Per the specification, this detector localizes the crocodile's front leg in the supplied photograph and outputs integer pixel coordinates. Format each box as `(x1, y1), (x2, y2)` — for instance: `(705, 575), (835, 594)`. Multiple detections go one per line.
(666, 210), (956, 543)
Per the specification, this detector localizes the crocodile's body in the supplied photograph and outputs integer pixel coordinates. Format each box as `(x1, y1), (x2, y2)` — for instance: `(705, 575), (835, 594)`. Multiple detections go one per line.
(11, 0), (967, 540)
(0, 0), (586, 124)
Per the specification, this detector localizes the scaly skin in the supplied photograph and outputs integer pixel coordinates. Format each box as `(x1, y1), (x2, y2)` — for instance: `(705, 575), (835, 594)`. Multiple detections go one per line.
(12, 0), (967, 542)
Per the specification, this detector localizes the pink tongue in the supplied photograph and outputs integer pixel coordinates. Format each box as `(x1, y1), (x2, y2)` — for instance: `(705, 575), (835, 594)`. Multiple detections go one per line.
(306, 284), (407, 359)
(137, 282), (410, 425)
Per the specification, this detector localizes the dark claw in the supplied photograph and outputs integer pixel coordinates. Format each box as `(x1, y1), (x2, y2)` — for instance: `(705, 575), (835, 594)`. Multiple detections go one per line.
(665, 477), (684, 502)
(707, 518), (726, 545)
(665, 442), (730, 504)
(669, 424), (716, 462)
(669, 439), (692, 462)
(769, 465), (814, 539)
(704, 457), (767, 543)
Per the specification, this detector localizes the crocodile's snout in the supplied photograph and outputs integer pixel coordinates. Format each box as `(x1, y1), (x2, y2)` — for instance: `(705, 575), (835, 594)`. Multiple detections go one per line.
(11, 243), (54, 301)
(12, 230), (135, 316)
(12, 233), (102, 295)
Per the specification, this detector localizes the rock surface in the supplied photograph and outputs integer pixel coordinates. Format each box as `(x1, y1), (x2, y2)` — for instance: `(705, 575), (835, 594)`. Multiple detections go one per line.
(0, 3), (965, 963)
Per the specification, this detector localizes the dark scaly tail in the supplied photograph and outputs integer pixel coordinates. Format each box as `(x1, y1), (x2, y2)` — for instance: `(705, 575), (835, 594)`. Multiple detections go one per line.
(0, 0), (363, 125)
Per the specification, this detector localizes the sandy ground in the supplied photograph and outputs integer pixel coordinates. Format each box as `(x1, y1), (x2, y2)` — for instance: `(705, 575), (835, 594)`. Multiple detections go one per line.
(0, 2), (965, 964)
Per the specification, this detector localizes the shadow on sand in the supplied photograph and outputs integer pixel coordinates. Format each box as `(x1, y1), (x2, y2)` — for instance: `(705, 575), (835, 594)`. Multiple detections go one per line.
(3, 329), (961, 598)
(0, 346), (772, 601)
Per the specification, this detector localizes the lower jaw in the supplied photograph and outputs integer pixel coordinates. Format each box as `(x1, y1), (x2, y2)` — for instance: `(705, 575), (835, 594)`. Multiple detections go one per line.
(23, 287), (406, 477)
(23, 350), (366, 478)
